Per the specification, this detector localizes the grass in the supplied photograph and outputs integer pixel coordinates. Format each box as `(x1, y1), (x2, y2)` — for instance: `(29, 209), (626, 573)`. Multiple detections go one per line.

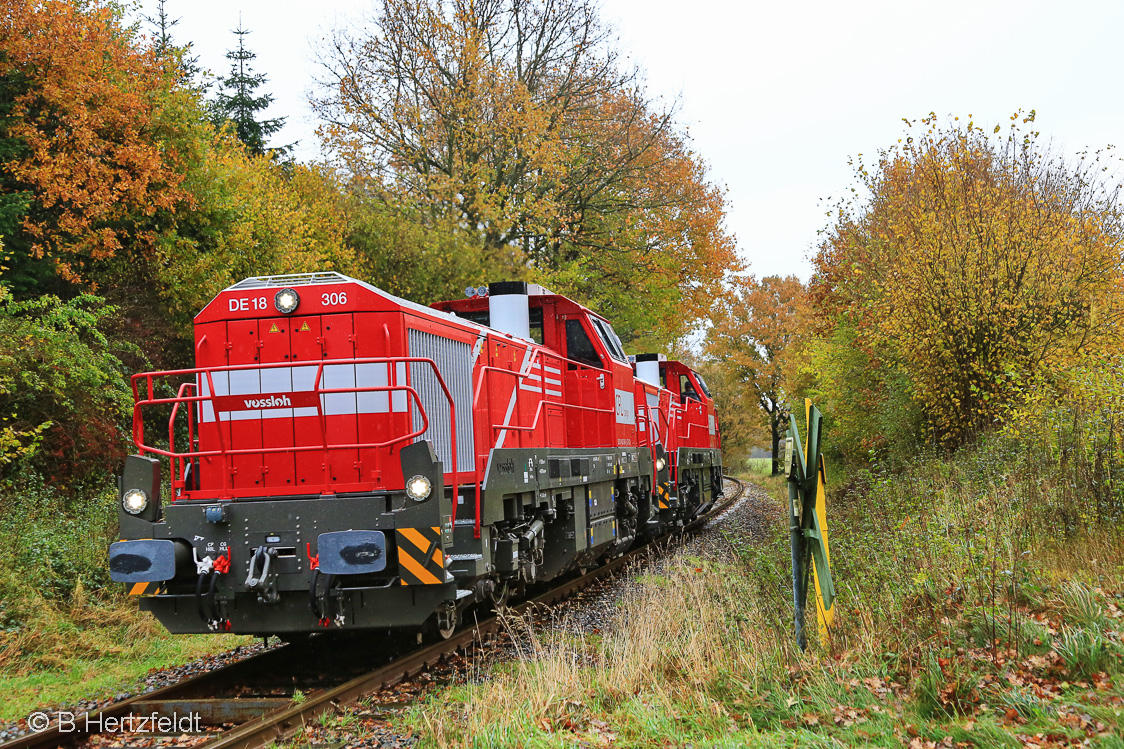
(3, 423), (1123, 745)
(746, 457), (773, 475)
(0, 619), (248, 720)
(0, 473), (252, 720)
(401, 432), (1124, 747)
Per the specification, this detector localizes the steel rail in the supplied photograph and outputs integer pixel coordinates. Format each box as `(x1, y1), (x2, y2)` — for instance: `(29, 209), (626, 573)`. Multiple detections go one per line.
(201, 475), (746, 749)
(0, 643), (296, 749)
(1, 476), (744, 749)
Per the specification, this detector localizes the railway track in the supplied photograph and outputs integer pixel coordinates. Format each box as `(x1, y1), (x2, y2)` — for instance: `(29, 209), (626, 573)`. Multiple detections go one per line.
(5, 476), (745, 749)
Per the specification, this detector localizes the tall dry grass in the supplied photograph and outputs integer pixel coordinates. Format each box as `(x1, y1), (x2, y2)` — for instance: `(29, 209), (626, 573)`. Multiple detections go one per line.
(418, 555), (799, 746)
(411, 410), (1124, 746)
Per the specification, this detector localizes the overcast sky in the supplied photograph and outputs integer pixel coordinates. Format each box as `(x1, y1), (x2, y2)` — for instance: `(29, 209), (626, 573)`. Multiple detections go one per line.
(130, 0), (1124, 280)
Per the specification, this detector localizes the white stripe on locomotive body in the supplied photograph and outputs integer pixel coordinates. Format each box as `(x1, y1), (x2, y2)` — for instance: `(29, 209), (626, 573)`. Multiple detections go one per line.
(519, 383), (563, 397)
(322, 363), (357, 416)
(524, 372), (562, 386)
(197, 362), (409, 423)
(259, 365), (294, 419)
(495, 346), (536, 450)
(356, 362), (393, 414)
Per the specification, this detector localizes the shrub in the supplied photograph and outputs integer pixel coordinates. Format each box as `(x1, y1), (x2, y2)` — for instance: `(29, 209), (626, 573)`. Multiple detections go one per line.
(0, 288), (134, 482)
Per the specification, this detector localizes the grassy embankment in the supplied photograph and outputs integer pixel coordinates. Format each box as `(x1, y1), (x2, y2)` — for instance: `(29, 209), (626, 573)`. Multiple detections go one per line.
(395, 439), (1124, 747)
(0, 478), (249, 721)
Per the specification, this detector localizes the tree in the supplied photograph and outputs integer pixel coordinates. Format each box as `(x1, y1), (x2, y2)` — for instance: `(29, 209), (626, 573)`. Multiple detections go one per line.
(145, 0), (206, 90)
(0, 0), (189, 292)
(347, 199), (513, 306)
(212, 22), (287, 156)
(315, 0), (738, 343)
(0, 285), (134, 482)
(707, 275), (804, 474)
(812, 112), (1124, 452)
(693, 358), (766, 470)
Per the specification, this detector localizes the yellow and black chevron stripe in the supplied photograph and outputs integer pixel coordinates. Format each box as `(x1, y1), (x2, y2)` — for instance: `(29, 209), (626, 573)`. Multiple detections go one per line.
(127, 582), (165, 596)
(396, 526), (447, 585)
(657, 483), (671, 510)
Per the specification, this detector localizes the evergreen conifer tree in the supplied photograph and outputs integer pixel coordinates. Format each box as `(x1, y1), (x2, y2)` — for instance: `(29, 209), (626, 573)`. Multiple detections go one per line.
(211, 21), (288, 156)
(145, 0), (204, 89)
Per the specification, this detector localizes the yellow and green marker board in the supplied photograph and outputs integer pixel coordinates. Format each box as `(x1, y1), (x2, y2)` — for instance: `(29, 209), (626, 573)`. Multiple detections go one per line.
(785, 399), (835, 650)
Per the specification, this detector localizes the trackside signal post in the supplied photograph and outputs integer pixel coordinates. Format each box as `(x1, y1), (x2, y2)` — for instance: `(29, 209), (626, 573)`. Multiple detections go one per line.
(785, 399), (835, 650)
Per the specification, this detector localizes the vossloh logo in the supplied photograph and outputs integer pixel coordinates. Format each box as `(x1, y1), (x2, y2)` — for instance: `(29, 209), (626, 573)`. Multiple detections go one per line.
(210, 391), (319, 413)
(243, 394), (291, 409)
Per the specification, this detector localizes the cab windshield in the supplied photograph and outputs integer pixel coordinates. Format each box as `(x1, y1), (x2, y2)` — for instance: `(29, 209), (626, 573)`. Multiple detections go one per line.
(590, 317), (627, 363)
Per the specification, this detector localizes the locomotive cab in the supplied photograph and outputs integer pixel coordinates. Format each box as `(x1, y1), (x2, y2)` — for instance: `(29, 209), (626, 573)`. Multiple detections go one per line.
(658, 360), (723, 518)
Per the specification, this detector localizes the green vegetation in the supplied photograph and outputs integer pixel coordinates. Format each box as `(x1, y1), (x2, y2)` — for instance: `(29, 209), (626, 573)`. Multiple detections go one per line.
(400, 114), (1124, 745)
(0, 3), (1122, 743)
(0, 476), (250, 719)
(0, 0), (739, 690)
(406, 423), (1124, 746)
(745, 457), (774, 476)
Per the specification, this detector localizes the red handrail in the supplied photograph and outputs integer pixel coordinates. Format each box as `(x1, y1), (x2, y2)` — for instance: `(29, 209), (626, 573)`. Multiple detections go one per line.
(130, 357), (458, 508)
(470, 346), (617, 537)
(471, 349), (615, 445)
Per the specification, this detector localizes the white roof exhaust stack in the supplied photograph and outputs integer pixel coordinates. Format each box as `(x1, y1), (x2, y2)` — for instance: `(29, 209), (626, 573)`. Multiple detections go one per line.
(634, 353), (664, 387)
(488, 281), (530, 340)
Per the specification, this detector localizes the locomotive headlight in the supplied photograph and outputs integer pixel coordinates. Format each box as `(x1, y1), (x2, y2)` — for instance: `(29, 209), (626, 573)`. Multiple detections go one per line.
(406, 474), (432, 501)
(656, 457), (666, 472)
(274, 288), (300, 314)
(122, 488), (149, 515)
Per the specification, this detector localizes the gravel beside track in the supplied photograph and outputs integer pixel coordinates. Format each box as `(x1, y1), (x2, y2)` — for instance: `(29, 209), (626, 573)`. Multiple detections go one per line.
(550, 477), (781, 638)
(0, 642), (275, 743)
(298, 477), (783, 748)
(1, 478), (778, 749)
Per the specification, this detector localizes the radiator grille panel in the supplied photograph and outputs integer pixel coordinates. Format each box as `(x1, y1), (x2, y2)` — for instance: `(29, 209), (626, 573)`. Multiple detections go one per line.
(408, 329), (475, 473)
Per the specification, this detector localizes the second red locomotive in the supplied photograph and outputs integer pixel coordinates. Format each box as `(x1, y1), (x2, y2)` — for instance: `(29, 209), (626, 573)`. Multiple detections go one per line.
(110, 275), (723, 637)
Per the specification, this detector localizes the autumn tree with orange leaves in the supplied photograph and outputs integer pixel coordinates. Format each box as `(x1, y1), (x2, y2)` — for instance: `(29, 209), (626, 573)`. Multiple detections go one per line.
(707, 275), (804, 474)
(314, 0), (737, 345)
(0, 0), (189, 292)
(811, 112), (1124, 456)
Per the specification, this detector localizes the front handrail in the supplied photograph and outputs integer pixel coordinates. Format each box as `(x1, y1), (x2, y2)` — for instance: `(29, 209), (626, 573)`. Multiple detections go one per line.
(131, 357), (458, 506)
(167, 382), (198, 495)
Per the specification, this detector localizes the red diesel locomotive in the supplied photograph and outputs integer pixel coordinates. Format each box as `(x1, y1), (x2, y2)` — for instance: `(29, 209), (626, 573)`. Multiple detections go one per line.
(109, 274), (723, 636)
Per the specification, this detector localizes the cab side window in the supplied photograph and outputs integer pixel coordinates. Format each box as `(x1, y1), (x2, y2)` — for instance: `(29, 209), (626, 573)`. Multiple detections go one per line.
(680, 374), (700, 403)
(694, 372), (712, 397)
(566, 320), (603, 369)
(529, 306), (544, 345)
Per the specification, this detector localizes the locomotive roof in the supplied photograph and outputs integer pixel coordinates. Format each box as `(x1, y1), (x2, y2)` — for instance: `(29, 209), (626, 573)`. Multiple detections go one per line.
(204, 273), (625, 350)
(198, 272), (497, 336)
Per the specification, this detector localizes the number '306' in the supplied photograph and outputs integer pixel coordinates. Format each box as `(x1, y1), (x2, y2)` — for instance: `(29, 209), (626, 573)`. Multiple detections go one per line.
(322, 292), (347, 306)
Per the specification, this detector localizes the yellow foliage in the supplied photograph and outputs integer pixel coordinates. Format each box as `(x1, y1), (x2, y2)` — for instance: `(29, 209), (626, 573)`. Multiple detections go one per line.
(813, 113), (1124, 450)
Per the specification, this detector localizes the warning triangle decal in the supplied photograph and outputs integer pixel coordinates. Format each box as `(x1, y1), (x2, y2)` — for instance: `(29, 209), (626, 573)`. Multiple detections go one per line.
(299, 321), (311, 332)
(268, 323), (280, 333)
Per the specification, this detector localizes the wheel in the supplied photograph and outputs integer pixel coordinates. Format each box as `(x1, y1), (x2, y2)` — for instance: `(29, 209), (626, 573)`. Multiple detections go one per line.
(489, 579), (511, 610)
